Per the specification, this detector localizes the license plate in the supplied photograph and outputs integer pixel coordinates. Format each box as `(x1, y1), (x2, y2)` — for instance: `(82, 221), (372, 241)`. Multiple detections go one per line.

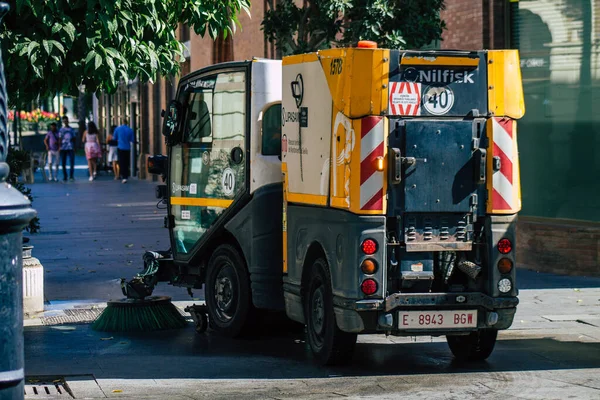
(398, 310), (477, 329)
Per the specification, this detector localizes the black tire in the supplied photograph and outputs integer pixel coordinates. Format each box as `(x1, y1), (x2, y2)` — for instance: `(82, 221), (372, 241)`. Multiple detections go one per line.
(447, 329), (498, 362)
(194, 312), (208, 334)
(205, 244), (253, 337)
(304, 258), (357, 366)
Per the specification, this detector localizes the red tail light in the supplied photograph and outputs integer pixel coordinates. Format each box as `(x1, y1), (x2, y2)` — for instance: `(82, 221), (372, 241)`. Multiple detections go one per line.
(497, 238), (512, 254)
(361, 239), (378, 255)
(361, 279), (378, 295)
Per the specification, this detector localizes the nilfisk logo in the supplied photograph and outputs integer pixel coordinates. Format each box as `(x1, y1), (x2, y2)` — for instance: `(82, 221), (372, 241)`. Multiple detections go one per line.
(403, 67), (475, 84)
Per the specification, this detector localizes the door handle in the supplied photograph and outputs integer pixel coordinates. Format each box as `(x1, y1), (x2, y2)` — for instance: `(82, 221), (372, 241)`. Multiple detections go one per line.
(473, 148), (487, 184)
(402, 157), (416, 166)
(390, 147), (402, 184)
(390, 148), (421, 185)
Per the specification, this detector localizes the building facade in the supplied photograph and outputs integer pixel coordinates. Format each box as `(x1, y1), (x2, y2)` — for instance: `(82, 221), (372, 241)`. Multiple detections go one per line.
(441, 0), (600, 275)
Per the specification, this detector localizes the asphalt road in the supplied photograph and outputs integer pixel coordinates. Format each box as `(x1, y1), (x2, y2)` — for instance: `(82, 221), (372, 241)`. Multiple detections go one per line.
(21, 160), (600, 399)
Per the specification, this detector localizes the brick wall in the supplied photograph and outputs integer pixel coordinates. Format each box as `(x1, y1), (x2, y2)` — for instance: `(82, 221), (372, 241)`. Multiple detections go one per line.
(440, 0), (485, 50)
(234, 0), (268, 60)
(440, 0), (508, 50)
(517, 217), (600, 276)
(190, 0), (270, 70)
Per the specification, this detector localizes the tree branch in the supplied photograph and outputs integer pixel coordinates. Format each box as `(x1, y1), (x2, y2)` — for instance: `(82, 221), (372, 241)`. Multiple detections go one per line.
(297, 1), (312, 47)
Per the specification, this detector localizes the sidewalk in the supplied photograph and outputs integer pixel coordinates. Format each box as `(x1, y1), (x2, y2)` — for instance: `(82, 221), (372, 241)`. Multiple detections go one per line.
(23, 154), (188, 303)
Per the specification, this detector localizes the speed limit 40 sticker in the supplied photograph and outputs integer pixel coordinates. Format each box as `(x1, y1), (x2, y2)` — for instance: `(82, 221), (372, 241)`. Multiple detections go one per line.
(221, 168), (235, 196)
(422, 86), (455, 115)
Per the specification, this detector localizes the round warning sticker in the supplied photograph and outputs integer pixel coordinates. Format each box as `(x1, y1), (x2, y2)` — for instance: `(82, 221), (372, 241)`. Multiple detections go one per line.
(422, 86), (455, 115)
(221, 168), (235, 196)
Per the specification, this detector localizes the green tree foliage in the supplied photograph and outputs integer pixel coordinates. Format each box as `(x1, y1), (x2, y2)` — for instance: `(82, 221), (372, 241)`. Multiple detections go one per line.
(262, 0), (446, 56)
(0, 0), (250, 104)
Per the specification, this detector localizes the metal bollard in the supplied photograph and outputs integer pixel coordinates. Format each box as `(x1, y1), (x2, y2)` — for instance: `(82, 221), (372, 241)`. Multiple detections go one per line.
(0, 3), (36, 399)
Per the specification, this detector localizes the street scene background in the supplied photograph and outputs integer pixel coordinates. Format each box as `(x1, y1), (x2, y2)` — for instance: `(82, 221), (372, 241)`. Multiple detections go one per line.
(1, 0), (599, 399)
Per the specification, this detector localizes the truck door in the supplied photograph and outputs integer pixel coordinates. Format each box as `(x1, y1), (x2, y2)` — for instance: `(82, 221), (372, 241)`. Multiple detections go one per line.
(168, 69), (249, 259)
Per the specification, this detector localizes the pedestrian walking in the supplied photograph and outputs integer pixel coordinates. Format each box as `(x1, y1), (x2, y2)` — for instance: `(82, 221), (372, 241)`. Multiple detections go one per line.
(82, 121), (102, 181)
(43, 122), (60, 181)
(113, 118), (134, 184)
(58, 116), (76, 182)
(106, 125), (120, 180)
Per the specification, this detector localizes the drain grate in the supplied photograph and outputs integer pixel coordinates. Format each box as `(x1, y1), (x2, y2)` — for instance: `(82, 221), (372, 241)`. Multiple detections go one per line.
(41, 308), (105, 326)
(24, 377), (73, 399)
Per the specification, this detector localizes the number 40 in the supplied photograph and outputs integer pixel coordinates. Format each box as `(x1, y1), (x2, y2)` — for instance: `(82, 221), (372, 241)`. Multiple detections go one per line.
(428, 91), (449, 108)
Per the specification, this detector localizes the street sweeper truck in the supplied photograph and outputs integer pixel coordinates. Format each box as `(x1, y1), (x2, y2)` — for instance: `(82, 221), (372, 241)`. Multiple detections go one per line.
(131, 42), (525, 365)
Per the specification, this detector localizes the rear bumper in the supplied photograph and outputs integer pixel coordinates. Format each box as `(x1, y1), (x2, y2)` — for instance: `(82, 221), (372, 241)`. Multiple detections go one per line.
(332, 292), (518, 334)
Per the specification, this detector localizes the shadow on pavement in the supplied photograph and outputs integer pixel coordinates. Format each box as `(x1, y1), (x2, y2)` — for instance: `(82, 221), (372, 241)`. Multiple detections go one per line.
(24, 322), (600, 380)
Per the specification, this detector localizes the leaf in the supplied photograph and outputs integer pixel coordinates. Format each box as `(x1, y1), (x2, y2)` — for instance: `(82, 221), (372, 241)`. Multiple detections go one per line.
(27, 41), (39, 58)
(85, 50), (96, 66)
(95, 53), (102, 70)
(105, 47), (119, 58)
(106, 57), (116, 73)
(121, 10), (133, 21)
(32, 65), (42, 78)
(51, 23), (62, 35)
(18, 44), (29, 57)
(63, 22), (76, 43)
(42, 40), (52, 55)
(148, 49), (158, 70)
(50, 40), (65, 55)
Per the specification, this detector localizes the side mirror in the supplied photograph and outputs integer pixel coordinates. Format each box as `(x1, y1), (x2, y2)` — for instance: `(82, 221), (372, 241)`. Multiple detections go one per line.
(162, 100), (182, 144)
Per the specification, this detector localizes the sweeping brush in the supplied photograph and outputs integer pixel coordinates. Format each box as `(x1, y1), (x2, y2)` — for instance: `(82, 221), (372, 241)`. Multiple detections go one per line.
(91, 296), (187, 332)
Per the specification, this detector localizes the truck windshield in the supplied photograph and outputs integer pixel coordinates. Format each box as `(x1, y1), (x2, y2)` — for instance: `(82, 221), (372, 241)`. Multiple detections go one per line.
(169, 70), (247, 254)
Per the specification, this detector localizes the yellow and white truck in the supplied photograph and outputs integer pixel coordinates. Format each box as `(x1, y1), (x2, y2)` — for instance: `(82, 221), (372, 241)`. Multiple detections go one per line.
(146, 42), (525, 365)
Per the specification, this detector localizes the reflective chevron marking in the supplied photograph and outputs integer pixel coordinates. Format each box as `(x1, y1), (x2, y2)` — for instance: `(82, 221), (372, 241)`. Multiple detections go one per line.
(492, 117), (515, 210)
(360, 116), (384, 211)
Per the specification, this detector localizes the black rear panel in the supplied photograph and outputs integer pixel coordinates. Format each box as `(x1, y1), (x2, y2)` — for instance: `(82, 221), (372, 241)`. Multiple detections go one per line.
(386, 50), (491, 253)
(402, 120), (477, 213)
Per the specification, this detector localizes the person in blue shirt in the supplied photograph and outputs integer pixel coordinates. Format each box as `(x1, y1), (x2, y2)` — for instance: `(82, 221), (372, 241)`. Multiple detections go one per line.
(58, 116), (76, 181)
(113, 118), (135, 183)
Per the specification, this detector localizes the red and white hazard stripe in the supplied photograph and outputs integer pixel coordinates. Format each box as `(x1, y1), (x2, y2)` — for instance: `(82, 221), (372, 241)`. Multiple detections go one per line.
(388, 82), (421, 116)
(492, 117), (517, 211)
(360, 116), (384, 211)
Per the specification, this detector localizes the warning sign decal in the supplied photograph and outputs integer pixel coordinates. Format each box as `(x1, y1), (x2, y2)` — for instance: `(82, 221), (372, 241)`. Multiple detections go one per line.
(388, 82), (421, 116)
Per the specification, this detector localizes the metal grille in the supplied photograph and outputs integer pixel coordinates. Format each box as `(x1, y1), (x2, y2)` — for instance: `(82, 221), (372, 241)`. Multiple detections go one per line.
(41, 308), (105, 326)
(24, 378), (73, 399)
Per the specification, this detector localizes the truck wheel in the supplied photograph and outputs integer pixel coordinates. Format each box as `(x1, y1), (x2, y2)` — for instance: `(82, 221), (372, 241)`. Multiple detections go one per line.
(447, 329), (498, 362)
(305, 258), (357, 365)
(205, 244), (252, 337)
